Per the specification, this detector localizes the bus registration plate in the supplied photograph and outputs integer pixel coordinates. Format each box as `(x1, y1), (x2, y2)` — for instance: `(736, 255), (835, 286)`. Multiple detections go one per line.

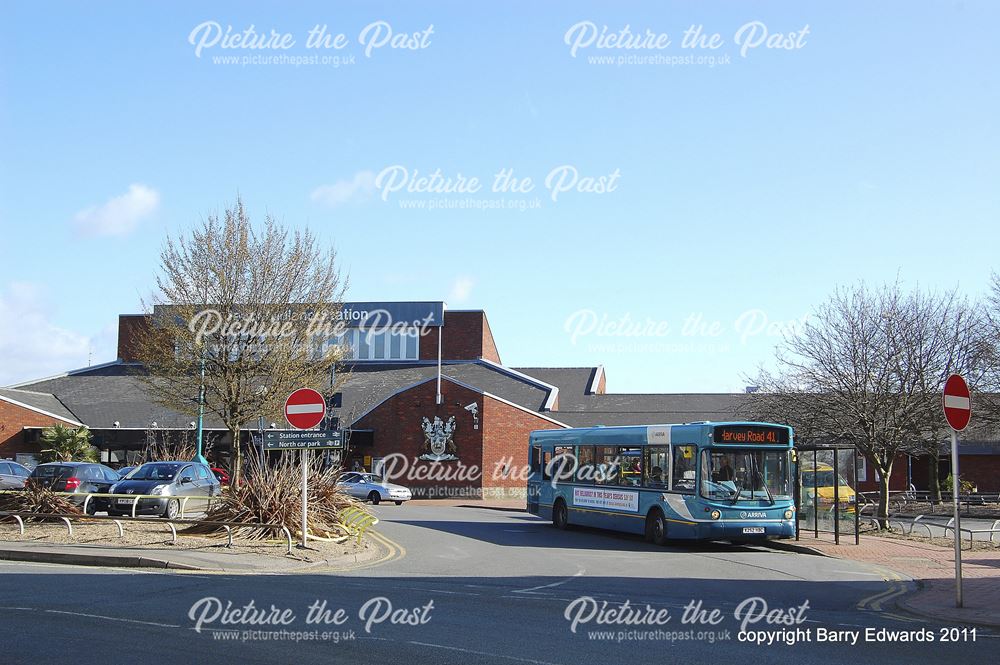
(742, 527), (765, 535)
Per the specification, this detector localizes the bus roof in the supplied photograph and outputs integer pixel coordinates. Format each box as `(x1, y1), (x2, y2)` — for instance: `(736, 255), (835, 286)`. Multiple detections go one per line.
(530, 421), (792, 446)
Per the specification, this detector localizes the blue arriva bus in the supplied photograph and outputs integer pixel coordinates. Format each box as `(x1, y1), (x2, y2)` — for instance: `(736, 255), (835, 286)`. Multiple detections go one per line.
(527, 422), (795, 544)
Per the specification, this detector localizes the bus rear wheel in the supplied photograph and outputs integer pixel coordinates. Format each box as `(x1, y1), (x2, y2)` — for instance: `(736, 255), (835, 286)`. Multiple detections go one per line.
(645, 510), (668, 546)
(552, 499), (569, 530)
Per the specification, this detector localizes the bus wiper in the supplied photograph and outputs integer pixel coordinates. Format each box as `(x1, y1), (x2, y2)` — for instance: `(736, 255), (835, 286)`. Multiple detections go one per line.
(751, 457), (775, 505)
(729, 480), (743, 504)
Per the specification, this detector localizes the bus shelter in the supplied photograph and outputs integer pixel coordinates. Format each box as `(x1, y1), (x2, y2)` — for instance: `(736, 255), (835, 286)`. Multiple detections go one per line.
(794, 444), (861, 545)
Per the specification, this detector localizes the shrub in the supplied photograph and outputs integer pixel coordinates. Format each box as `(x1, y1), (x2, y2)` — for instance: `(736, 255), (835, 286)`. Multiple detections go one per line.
(186, 456), (364, 540)
(0, 482), (83, 519)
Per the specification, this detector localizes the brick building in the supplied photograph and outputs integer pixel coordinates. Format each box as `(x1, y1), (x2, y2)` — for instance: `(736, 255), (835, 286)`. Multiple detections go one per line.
(3, 301), (998, 496)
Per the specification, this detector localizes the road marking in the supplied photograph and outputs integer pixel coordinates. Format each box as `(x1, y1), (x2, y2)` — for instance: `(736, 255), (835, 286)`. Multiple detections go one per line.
(512, 569), (585, 594)
(44, 609), (180, 628)
(348, 529), (406, 571)
(406, 640), (566, 665)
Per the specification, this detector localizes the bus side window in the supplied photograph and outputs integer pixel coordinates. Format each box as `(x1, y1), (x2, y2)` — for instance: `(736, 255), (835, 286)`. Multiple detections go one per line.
(542, 450), (552, 480)
(671, 445), (697, 493)
(618, 447), (641, 486)
(576, 446), (595, 483)
(644, 446), (669, 489)
(552, 446), (575, 481)
(530, 446), (541, 474)
(596, 446), (619, 485)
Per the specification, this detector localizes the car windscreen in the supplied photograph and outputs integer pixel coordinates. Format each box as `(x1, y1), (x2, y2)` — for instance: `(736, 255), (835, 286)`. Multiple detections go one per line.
(129, 464), (182, 481)
(30, 465), (74, 479)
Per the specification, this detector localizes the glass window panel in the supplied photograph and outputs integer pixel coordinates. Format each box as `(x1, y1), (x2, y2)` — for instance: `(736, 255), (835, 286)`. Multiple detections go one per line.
(644, 446), (669, 489)
(390, 333), (402, 359)
(671, 445), (697, 493)
(405, 330), (418, 359)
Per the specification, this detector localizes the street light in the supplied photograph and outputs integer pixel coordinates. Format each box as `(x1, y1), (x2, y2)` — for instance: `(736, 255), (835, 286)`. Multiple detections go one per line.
(192, 349), (209, 465)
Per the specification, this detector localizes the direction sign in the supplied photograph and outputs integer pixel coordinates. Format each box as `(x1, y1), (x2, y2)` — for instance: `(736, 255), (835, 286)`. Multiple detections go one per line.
(264, 429), (344, 451)
(943, 374), (971, 432)
(285, 388), (327, 430)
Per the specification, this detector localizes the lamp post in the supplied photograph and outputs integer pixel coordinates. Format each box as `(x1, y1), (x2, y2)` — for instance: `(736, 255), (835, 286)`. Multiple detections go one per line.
(192, 352), (208, 465)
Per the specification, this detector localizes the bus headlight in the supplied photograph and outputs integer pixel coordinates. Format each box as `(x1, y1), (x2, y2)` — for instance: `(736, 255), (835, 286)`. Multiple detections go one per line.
(783, 509), (794, 520)
(710, 510), (721, 520)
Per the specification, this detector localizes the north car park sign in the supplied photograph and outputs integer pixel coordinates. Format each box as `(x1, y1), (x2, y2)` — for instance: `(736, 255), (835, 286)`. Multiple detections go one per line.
(264, 429), (345, 451)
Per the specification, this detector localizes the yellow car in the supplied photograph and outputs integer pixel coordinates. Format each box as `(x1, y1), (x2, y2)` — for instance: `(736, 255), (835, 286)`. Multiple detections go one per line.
(800, 463), (856, 513)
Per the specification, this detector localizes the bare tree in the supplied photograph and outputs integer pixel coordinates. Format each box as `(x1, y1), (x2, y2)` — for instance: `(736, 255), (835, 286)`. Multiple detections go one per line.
(133, 197), (348, 484)
(743, 282), (991, 527)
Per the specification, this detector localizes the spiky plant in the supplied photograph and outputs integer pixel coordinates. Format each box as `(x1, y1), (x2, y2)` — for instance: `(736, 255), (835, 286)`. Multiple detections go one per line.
(185, 456), (364, 540)
(0, 482), (83, 519)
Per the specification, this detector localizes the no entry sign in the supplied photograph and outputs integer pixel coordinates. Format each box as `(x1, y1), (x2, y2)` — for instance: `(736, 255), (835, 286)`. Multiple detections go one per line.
(284, 388), (327, 430)
(942, 374), (971, 432)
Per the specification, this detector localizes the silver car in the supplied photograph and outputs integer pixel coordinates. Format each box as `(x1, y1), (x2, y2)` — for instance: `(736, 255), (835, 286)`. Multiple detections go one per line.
(337, 472), (412, 505)
(0, 461), (31, 489)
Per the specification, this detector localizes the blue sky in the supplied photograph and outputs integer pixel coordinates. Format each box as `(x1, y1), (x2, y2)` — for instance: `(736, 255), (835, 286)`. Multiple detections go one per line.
(1, 1), (997, 391)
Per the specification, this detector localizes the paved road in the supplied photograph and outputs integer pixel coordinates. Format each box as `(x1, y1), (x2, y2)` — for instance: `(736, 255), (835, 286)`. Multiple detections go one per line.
(0, 504), (995, 664)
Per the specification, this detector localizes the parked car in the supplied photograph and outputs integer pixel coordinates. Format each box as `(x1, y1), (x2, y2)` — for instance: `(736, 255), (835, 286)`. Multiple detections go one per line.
(0, 461), (32, 489)
(337, 472), (412, 505)
(210, 467), (230, 486)
(28, 462), (121, 514)
(108, 461), (221, 518)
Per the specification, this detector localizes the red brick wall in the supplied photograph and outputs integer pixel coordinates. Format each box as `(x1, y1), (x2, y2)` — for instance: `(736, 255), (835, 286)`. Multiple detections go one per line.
(349, 377), (565, 499)
(351, 378), (485, 498)
(418, 311), (498, 362)
(480, 396), (565, 498)
(854, 453), (1000, 493)
(480, 314), (501, 364)
(0, 399), (78, 458)
(117, 314), (151, 362)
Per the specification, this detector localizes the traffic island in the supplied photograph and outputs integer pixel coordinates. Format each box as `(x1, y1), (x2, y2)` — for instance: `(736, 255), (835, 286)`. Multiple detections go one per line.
(0, 520), (388, 573)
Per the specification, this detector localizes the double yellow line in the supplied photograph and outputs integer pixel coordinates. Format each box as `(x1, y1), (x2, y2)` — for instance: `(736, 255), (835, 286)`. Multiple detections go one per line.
(857, 566), (921, 622)
(352, 529), (406, 571)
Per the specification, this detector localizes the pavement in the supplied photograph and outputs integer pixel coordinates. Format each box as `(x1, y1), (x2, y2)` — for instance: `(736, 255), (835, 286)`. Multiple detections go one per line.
(0, 532), (392, 573)
(779, 531), (1000, 628)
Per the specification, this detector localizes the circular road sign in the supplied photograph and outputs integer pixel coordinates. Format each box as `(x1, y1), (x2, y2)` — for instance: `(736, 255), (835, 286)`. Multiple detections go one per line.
(284, 388), (327, 430)
(942, 374), (971, 432)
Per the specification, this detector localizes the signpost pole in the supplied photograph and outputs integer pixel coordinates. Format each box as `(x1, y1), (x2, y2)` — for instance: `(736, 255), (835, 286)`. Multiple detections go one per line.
(950, 429), (962, 608)
(301, 449), (308, 549)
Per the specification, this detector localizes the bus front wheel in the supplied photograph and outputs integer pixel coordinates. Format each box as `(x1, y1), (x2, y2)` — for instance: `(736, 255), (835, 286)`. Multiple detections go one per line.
(645, 510), (668, 546)
(552, 500), (569, 530)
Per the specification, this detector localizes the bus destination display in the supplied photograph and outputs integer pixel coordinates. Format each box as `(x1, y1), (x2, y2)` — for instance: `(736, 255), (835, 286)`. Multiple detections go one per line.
(713, 425), (789, 445)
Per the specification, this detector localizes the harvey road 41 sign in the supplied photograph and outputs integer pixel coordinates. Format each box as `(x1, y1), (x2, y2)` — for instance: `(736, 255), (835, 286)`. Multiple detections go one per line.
(264, 429), (344, 451)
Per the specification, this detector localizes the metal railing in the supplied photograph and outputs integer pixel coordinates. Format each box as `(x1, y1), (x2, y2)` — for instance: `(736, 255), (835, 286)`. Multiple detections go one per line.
(866, 513), (1000, 546)
(0, 489), (219, 520)
(0, 510), (294, 555)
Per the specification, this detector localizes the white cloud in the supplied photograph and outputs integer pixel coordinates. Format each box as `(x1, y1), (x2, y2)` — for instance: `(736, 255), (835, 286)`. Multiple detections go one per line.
(0, 283), (116, 386)
(311, 171), (376, 207)
(72, 184), (160, 237)
(448, 276), (475, 305)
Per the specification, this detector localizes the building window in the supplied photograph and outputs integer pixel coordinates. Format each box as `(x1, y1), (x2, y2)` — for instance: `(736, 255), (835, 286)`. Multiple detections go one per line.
(334, 328), (420, 361)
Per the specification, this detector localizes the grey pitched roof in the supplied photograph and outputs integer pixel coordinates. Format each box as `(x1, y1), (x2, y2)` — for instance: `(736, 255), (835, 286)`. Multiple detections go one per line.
(15, 364), (227, 430)
(338, 361), (553, 422)
(549, 393), (749, 428)
(0, 388), (81, 424)
(512, 367), (598, 409)
(15, 360), (556, 430)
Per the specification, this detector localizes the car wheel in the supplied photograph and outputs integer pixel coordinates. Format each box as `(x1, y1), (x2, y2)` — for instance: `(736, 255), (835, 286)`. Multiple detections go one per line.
(394, 501), (403, 506)
(645, 509), (668, 546)
(84, 501), (98, 516)
(163, 499), (180, 519)
(552, 499), (569, 530)
(368, 491), (381, 505)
